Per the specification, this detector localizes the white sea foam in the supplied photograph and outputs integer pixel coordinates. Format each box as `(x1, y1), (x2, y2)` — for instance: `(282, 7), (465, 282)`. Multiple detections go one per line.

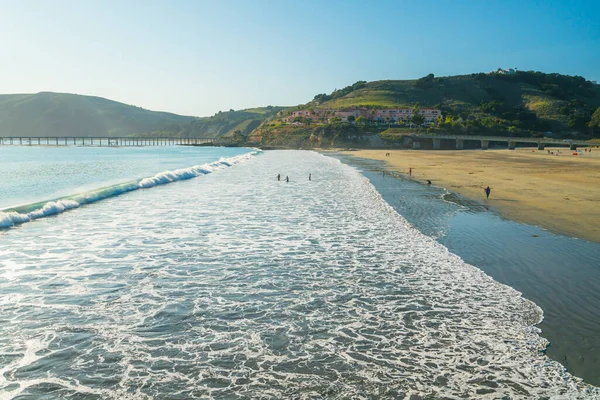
(0, 211), (30, 228)
(27, 199), (81, 219)
(0, 150), (259, 230)
(0, 150), (597, 399)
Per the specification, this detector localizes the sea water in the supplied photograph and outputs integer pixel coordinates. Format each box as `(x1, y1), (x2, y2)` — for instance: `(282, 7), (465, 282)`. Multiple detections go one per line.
(333, 154), (600, 387)
(0, 148), (598, 399)
(0, 146), (252, 211)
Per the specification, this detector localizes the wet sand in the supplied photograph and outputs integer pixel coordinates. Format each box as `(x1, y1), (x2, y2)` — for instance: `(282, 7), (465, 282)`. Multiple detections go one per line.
(339, 147), (600, 243)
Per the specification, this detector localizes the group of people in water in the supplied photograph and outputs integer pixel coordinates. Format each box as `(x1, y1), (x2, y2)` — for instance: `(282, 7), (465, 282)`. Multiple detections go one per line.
(277, 173), (311, 182)
(277, 167), (492, 201)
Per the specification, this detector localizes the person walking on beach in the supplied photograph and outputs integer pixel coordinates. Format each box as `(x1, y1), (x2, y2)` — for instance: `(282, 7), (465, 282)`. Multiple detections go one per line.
(484, 186), (491, 199)
(409, 167), (412, 177)
(277, 174), (281, 181)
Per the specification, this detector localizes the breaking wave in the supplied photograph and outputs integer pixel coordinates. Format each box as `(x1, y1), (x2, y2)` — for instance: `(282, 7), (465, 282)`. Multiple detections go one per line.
(0, 150), (260, 229)
(1, 150), (599, 398)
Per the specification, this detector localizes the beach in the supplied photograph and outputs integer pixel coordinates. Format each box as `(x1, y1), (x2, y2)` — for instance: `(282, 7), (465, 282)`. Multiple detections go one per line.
(3, 148), (600, 397)
(340, 147), (600, 243)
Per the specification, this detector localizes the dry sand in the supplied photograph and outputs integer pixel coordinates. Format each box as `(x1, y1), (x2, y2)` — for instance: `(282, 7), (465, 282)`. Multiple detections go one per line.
(340, 147), (600, 243)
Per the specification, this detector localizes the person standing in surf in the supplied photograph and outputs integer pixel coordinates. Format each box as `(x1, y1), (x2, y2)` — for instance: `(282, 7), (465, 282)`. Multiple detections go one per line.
(277, 174), (281, 181)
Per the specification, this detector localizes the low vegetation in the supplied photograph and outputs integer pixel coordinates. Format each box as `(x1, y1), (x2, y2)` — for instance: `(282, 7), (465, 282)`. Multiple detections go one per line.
(289, 71), (600, 138)
(145, 106), (283, 139)
(250, 122), (381, 148)
(1, 72), (598, 145)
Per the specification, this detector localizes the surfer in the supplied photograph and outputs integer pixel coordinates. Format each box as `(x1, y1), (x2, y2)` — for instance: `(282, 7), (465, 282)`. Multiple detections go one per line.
(286, 176), (289, 182)
(277, 174), (281, 181)
(309, 173), (311, 181)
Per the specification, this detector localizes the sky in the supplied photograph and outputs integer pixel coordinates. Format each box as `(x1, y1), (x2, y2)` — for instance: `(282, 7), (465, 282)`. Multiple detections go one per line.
(1, 0), (599, 117)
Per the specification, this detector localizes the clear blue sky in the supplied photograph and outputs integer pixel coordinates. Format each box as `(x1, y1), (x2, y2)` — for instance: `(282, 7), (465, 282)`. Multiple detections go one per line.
(1, 0), (598, 117)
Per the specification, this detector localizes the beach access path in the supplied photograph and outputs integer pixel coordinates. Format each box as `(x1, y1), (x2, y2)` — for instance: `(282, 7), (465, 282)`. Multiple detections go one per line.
(340, 147), (600, 243)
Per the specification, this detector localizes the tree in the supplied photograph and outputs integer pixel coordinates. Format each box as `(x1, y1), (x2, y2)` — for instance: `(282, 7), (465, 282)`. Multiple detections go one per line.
(231, 129), (247, 145)
(589, 107), (600, 136)
(351, 81), (367, 91)
(415, 73), (435, 88)
(313, 93), (330, 103)
(435, 115), (445, 128)
(347, 115), (356, 123)
(411, 113), (425, 127)
(411, 106), (424, 127)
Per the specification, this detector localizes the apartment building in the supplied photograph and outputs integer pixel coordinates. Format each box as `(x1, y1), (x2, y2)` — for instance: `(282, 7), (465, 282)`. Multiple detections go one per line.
(289, 107), (441, 124)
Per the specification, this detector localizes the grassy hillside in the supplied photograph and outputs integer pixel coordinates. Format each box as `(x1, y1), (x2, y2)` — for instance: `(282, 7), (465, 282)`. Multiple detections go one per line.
(3, 71), (597, 143)
(249, 122), (381, 148)
(150, 107), (284, 139)
(285, 72), (600, 137)
(0, 92), (194, 137)
(0, 92), (284, 139)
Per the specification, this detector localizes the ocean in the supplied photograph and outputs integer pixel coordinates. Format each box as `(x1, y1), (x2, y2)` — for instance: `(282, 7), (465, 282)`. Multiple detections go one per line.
(0, 146), (598, 399)
(332, 153), (600, 388)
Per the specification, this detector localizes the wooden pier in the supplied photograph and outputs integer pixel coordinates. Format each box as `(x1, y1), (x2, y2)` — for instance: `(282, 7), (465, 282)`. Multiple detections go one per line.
(0, 136), (219, 147)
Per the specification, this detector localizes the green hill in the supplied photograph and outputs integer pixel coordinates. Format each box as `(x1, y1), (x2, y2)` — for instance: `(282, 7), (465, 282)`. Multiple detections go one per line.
(258, 71), (600, 142)
(0, 92), (195, 137)
(2, 71), (598, 143)
(150, 106), (284, 139)
(0, 92), (284, 139)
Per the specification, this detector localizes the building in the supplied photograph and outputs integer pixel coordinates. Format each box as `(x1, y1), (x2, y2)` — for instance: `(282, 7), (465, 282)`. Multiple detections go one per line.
(494, 67), (517, 75)
(288, 107), (441, 125)
(371, 108), (441, 123)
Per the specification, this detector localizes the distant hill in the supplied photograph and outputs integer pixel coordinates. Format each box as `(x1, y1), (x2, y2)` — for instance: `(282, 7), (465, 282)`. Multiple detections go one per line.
(298, 72), (600, 136)
(3, 71), (598, 143)
(250, 71), (600, 147)
(149, 106), (284, 139)
(0, 92), (195, 137)
(0, 92), (284, 139)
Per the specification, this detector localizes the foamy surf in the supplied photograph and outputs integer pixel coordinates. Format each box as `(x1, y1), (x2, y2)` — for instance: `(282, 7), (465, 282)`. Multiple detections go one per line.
(0, 150), (260, 229)
(1, 149), (598, 399)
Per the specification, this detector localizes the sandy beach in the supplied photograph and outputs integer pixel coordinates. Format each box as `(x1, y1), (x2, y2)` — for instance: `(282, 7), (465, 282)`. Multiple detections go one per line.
(340, 147), (600, 243)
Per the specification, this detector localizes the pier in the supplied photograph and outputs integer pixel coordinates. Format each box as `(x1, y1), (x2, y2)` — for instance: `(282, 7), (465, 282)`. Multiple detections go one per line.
(402, 134), (596, 151)
(0, 136), (220, 147)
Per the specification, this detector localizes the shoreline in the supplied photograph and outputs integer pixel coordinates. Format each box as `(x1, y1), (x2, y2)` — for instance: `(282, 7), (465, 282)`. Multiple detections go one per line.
(329, 149), (600, 387)
(335, 148), (600, 244)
